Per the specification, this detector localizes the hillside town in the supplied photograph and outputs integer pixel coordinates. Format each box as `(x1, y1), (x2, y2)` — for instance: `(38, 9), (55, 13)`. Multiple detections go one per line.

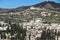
(0, 17), (60, 40)
(0, 7), (60, 40)
(0, 0), (60, 40)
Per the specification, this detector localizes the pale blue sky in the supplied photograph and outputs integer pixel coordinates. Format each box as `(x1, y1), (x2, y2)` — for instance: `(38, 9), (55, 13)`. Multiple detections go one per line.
(0, 0), (60, 8)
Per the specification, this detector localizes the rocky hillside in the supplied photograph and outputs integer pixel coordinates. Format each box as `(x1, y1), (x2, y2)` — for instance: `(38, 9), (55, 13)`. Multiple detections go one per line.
(0, 1), (60, 13)
(33, 1), (60, 11)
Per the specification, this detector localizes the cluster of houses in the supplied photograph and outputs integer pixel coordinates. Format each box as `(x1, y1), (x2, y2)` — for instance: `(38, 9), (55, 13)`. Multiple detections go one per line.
(21, 18), (60, 40)
(0, 21), (18, 40)
(0, 21), (11, 40)
(0, 18), (60, 40)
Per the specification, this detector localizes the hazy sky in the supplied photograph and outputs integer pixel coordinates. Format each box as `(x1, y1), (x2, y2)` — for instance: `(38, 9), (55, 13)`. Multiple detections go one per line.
(0, 0), (60, 8)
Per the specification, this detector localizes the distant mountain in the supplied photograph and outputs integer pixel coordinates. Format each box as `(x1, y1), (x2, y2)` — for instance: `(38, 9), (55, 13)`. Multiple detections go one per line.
(7, 6), (30, 13)
(0, 1), (60, 13)
(0, 6), (30, 13)
(0, 8), (9, 13)
(33, 1), (60, 11)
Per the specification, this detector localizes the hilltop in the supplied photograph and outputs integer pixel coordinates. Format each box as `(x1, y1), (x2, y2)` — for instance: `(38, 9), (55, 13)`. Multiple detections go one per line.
(0, 1), (60, 13)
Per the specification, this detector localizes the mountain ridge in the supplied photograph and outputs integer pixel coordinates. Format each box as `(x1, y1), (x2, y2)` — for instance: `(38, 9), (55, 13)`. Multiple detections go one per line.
(0, 1), (60, 13)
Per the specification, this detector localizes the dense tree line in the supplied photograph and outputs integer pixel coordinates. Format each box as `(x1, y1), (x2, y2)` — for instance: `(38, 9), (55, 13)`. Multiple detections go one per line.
(8, 23), (26, 40)
(36, 28), (55, 40)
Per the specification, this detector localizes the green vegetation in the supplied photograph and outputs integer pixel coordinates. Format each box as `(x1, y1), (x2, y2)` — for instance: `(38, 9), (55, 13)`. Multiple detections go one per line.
(0, 9), (60, 40)
(36, 28), (55, 40)
(0, 9), (60, 23)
